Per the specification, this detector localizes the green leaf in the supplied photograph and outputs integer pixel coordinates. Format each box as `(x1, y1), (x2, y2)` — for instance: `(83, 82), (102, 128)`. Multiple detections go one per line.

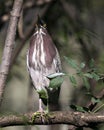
(91, 72), (100, 81)
(49, 77), (64, 90)
(70, 104), (89, 112)
(47, 72), (65, 79)
(86, 92), (94, 97)
(80, 62), (85, 68)
(76, 106), (86, 112)
(69, 75), (77, 86)
(64, 56), (79, 70)
(91, 97), (100, 104)
(84, 73), (93, 79)
(89, 59), (95, 68)
(82, 77), (90, 90)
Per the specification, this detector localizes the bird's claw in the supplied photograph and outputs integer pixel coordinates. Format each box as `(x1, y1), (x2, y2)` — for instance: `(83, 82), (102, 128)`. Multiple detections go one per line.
(32, 111), (50, 123)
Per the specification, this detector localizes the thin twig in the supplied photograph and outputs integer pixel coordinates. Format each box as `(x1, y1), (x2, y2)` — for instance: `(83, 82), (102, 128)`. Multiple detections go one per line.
(87, 88), (104, 111)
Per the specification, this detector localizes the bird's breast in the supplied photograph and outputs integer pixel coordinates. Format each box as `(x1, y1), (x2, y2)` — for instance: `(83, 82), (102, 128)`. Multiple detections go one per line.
(28, 29), (57, 69)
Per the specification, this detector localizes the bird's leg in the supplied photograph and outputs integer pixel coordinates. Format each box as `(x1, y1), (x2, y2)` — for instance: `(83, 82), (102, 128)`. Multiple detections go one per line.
(38, 98), (46, 122)
(32, 90), (50, 123)
(39, 98), (44, 112)
(32, 96), (53, 123)
(32, 98), (47, 123)
(31, 99), (44, 122)
(38, 97), (49, 115)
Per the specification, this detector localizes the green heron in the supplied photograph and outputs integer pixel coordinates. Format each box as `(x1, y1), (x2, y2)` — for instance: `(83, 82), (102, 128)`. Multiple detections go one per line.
(27, 17), (61, 114)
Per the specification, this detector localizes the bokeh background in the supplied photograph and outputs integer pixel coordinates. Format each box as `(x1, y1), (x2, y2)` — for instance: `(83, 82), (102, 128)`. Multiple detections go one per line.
(0, 0), (104, 130)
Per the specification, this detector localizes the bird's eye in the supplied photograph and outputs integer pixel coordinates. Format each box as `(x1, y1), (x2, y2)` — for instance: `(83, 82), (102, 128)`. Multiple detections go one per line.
(43, 23), (46, 28)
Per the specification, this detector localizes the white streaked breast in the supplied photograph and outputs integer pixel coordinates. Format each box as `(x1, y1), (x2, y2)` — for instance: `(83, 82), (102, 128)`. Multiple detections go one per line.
(31, 28), (46, 67)
(32, 43), (37, 67)
(40, 34), (46, 65)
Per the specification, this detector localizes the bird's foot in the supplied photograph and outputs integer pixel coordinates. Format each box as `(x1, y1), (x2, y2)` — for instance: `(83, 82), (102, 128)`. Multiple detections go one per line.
(31, 110), (51, 123)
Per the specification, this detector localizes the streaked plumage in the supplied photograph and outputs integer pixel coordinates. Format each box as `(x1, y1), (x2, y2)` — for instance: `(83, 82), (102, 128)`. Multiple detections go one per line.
(27, 18), (61, 112)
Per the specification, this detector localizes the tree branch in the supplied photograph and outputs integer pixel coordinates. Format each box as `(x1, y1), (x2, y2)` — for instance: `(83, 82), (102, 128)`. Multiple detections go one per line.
(0, 111), (104, 128)
(0, 0), (23, 106)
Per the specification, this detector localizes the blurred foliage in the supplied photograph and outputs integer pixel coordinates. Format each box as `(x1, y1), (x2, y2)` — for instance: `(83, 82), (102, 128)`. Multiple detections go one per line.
(64, 57), (104, 117)
(64, 57), (101, 88)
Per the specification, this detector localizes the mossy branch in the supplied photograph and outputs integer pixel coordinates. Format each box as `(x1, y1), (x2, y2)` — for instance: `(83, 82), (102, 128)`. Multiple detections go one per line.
(0, 111), (104, 128)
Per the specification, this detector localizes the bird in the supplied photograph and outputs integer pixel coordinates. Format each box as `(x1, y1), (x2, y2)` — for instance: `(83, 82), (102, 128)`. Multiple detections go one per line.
(27, 16), (62, 114)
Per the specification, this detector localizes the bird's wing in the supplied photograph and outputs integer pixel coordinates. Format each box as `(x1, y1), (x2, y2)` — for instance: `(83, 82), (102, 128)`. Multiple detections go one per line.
(54, 48), (62, 72)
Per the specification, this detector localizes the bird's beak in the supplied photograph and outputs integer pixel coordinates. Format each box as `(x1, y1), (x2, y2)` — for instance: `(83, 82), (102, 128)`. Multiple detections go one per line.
(36, 15), (42, 28)
(36, 15), (46, 29)
(35, 16), (41, 30)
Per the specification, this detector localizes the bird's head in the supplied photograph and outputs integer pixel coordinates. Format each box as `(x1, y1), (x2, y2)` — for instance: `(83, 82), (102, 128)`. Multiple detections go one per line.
(35, 15), (46, 31)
